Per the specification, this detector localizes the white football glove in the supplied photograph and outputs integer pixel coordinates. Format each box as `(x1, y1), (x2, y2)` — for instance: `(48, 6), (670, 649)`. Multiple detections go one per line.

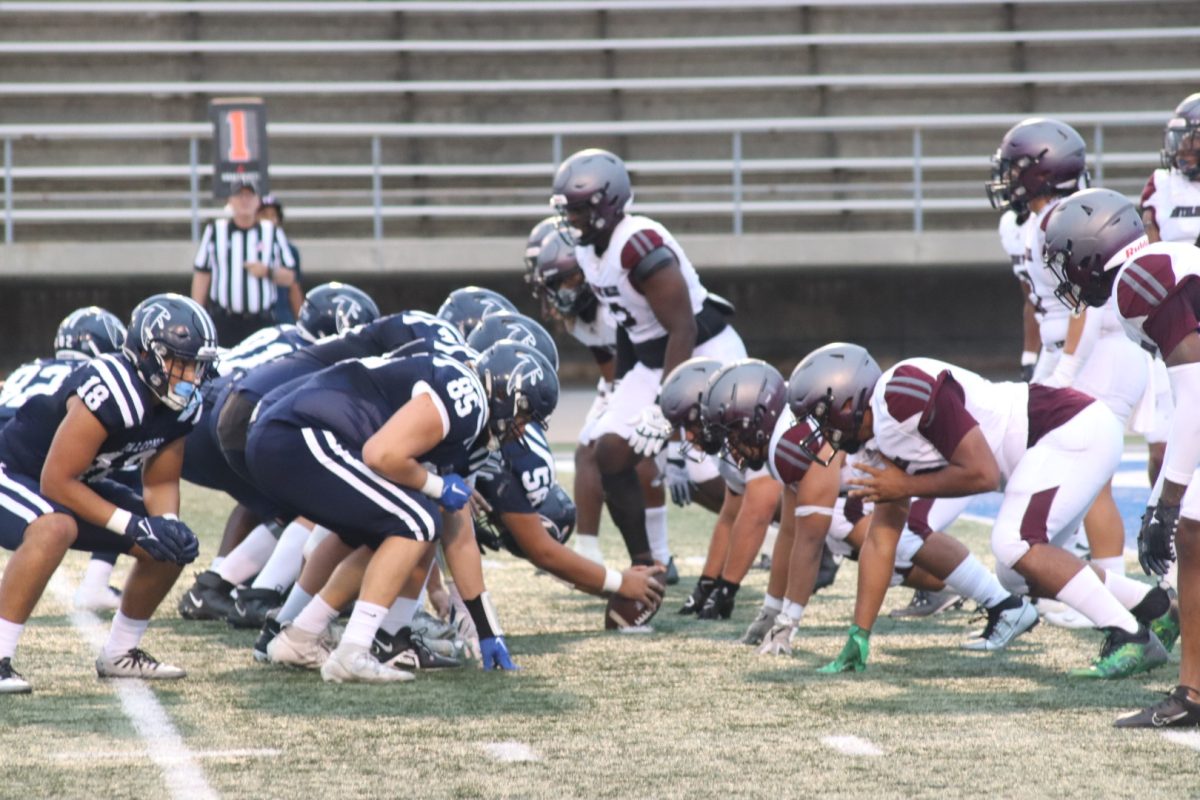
(663, 440), (692, 506)
(756, 614), (798, 656)
(628, 404), (673, 457)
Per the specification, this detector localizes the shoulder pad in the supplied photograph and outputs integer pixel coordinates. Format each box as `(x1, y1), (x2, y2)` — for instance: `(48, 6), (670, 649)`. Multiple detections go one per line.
(1117, 254), (1178, 320)
(882, 365), (936, 423)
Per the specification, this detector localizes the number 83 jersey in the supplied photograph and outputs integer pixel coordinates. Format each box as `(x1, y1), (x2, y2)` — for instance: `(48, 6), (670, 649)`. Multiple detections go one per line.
(0, 352), (202, 482)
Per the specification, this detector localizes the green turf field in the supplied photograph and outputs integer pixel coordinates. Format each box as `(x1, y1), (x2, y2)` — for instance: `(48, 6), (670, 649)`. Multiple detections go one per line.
(1, 481), (1196, 800)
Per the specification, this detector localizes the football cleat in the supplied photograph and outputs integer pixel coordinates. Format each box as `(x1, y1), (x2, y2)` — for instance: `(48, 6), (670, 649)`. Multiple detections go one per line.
(1143, 586), (1180, 653)
(1069, 625), (1168, 679)
(96, 648), (186, 680)
(961, 597), (1038, 651)
(321, 647), (415, 684)
(812, 544), (842, 593)
(697, 585), (735, 620)
(177, 570), (235, 621)
(889, 588), (963, 619)
(267, 624), (332, 670)
(817, 625), (870, 674)
(226, 587), (283, 630)
(1036, 598), (1093, 629)
(411, 610), (456, 641)
(372, 627), (462, 670)
(0, 657), (31, 694)
(664, 557), (679, 586)
(678, 578), (714, 616)
(253, 616), (282, 664)
(740, 607), (776, 646)
(756, 614), (798, 657)
(74, 583), (122, 613)
(1114, 686), (1200, 728)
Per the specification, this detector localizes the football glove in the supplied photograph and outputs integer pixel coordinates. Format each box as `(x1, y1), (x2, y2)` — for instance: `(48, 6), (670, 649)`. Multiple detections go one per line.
(816, 624), (870, 674)
(439, 474), (472, 512)
(664, 441), (692, 507)
(479, 635), (520, 671)
(629, 404), (672, 457)
(756, 614), (798, 657)
(1138, 503), (1179, 576)
(126, 514), (199, 565)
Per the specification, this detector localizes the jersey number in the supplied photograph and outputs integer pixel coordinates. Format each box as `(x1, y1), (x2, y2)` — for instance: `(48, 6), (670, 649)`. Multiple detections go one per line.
(0, 363), (73, 409)
(521, 466), (552, 507)
(446, 376), (479, 418)
(77, 375), (111, 412)
(605, 300), (638, 328)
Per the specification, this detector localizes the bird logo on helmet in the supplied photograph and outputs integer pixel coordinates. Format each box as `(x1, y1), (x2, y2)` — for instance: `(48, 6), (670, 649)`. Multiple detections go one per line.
(297, 281), (380, 340)
(124, 293), (219, 413)
(54, 306), (127, 360)
(467, 311), (560, 371)
(475, 341), (559, 445)
(437, 286), (518, 339)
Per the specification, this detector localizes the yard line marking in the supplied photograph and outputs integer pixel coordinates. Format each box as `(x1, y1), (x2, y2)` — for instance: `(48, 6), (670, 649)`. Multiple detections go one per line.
(482, 741), (541, 762)
(1160, 730), (1200, 752)
(554, 456), (575, 474)
(821, 735), (883, 757)
(48, 574), (220, 800)
(53, 748), (281, 762)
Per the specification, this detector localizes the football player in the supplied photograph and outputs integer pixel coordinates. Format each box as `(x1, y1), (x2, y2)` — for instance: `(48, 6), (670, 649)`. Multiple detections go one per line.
(790, 343), (1173, 678)
(550, 148), (746, 577)
(1042, 187), (1196, 726)
(0, 294), (216, 694)
(436, 286), (517, 340)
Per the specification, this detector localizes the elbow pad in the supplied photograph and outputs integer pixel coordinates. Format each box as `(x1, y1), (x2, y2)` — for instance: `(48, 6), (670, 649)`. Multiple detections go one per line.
(1161, 361), (1200, 485)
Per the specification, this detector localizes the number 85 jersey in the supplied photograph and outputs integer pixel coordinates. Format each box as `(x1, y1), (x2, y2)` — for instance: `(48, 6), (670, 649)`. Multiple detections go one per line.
(0, 352), (201, 482)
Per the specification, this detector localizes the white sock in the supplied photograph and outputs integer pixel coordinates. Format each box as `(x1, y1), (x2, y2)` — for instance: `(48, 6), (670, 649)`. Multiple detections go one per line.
(276, 584), (314, 625)
(209, 556), (225, 571)
(302, 525), (332, 560)
(942, 554), (1010, 608)
(783, 599), (805, 624)
(1102, 569), (1152, 610)
(381, 596), (421, 636)
(340, 601), (388, 651)
(1092, 555), (1125, 576)
(79, 558), (116, 594)
(0, 617), (24, 660)
(291, 594), (339, 636)
(574, 533), (603, 563)
(763, 594), (783, 614)
(646, 506), (670, 565)
(217, 524), (278, 586)
(102, 611), (149, 659)
(1055, 568), (1138, 633)
(250, 521), (310, 592)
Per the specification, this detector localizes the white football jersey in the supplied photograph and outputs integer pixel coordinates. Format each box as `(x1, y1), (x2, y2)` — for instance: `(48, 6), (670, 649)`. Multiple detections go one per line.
(718, 458), (772, 495)
(1141, 169), (1200, 245)
(998, 209), (1025, 279)
(574, 215), (707, 344)
(1017, 197), (1071, 347)
(565, 304), (617, 350)
(868, 358), (1029, 480)
(1114, 240), (1200, 354)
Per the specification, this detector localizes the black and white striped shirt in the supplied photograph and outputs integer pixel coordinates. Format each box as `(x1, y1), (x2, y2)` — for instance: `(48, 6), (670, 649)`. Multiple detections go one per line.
(192, 219), (297, 315)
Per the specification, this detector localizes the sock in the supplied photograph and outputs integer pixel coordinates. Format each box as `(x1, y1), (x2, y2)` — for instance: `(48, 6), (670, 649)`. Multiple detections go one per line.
(645, 505), (670, 565)
(600, 469), (651, 564)
(763, 593), (783, 614)
(1101, 569), (1153, 610)
(783, 600), (805, 624)
(340, 601), (388, 651)
(1092, 555), (1125, 576)
(1056, 568), (1139, 633)
(379, 596), (421, 636)
(250, 521), (310, 592)
(79, 558), (116, 593)
(217, 524), (278, 586)
(210, 556), (225, 571)
(942, 555), (1010, 609)
(302, 525), (332, 560)
(276, 584), (314, 625)
(292, 594), (340, 636)
(574, 533), (604, 564)
(0, 617), (24, 660)
(102, 611), (150, 659)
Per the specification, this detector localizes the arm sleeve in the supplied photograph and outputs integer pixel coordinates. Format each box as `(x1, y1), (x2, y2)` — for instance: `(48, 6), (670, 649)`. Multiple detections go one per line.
(1161, 360), (1200, 486)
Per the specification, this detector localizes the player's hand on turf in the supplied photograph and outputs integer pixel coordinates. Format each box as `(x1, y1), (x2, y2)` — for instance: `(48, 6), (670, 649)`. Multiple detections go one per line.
(479, 635), (520, 671)
(664, 443), (693, 506)
(128, 514), (199, 565)
(619, 564), (666, 606)
(439, 474), (472, 511)
(1138, 503), (1179, 576)
(846, 458), (910, 504)
(468, 488), (493, 518)
(629, 405), (673, 457)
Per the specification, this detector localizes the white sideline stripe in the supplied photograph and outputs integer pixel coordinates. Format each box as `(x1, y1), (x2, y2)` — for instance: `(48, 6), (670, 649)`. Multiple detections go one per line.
(482, 741), (541, 762)
(1160, 730), (1200, 752)
(820, 735), (883, 757)
(555, 456), (575, 475)
(53, 748), (280, 762)
(47, 574), (219, 800)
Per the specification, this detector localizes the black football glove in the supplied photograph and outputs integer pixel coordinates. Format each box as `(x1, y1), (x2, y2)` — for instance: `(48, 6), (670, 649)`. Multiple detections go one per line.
(1137, 503), (1179, 577)
(1020, 363), (1035, 382)
(126, 515), (200, 566)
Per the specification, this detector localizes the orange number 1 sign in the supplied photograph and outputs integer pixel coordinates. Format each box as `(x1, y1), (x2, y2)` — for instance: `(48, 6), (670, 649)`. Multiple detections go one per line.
(226, 111), (251, 162)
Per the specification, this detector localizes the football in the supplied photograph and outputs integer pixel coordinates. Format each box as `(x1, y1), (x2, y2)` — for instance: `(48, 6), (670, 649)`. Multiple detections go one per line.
(604, 593), (661, 631)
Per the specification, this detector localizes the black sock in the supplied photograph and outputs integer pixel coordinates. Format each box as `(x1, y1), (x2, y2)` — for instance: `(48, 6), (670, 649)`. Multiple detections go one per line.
(600, 468), (651, 564)
(989, 594), (1023, 613)
(1130, 585), (1170, 625)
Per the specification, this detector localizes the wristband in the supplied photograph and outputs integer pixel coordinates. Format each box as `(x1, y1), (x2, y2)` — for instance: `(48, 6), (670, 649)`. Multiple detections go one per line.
(1020, 351), (1038, 367)
(421, 472), (445, 499)
(105, 508), (132, 535)
(602, 567), (622, 595)
(162, 513), (179, 521)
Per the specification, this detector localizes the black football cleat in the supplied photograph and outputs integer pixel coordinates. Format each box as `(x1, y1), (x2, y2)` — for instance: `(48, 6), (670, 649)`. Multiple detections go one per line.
(697, 585), (736, 620)
(1115, 686), (1200, 728)
(253, 616), (282, 664)
(178, 570), (236, 621)
(372, 626), (462, 670)
(227, 587), (284, 629)
(0, 657), (31, 694)
(812, 544), (843, 594)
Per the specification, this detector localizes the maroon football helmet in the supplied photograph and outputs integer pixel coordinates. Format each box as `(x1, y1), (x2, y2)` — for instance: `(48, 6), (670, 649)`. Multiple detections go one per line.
(660, 357), (723, 455)
(986, 119), (1088, 215)
(1161, 93), (1200, 180)
(704, 359), (787, 470)
(1043, 188), (1148, 312)
(786, 343), (881, 464)
(550, 149), (632, 247)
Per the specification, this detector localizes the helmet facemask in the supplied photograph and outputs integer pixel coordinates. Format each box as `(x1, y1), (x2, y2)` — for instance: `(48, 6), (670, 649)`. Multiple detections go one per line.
(146, 341), (215, 413)
(1162, 120), (1200, 180)
(804, 392), (868, 464)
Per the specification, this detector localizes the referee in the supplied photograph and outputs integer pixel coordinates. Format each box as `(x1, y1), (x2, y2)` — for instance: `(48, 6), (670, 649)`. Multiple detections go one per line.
(190, 177), (297, 345)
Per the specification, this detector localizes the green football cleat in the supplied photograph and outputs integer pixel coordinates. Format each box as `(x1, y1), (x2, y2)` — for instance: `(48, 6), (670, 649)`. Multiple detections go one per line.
(1069, 625), (1168, 680)
(817, 625), (870, 674)
(1148, 591), (1181, 654)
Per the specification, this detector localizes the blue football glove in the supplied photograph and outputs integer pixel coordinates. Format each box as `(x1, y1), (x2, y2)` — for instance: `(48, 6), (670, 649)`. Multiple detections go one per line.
(126, 514), (199, 566)
(439, 474), (472, 512)
(479, 635), (519, 671)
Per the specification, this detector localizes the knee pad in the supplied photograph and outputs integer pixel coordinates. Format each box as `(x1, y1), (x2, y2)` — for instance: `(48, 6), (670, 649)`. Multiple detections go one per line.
(894, 529), (924, 573)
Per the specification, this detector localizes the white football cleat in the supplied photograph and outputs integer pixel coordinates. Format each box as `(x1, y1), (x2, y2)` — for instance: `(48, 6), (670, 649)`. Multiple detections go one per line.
(267, 624), (332, 670)
(1036, 598), (1093, 630)
(961, 598), (1039, 651)
(740, 607), (776, 646)
(74, 583), (122, 612)
(95, 648), (186, 680)
(0, 658), (32, 694)
(320, 647), (415, 684)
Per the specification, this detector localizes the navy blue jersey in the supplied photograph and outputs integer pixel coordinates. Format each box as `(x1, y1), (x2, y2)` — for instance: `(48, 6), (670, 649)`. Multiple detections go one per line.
(216, 324), (311, 377)
(0, 356), (85, 423)
(474, 423), (556, 515)
(256, 351), (487, 476)
(298, 310), (465, 368)
(0, 353), (200, 482)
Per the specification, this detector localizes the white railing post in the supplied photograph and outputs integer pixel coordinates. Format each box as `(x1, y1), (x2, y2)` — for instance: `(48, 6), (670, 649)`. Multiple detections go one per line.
(3, 137), (12, 245)
(372, 135), (383, 241)
(188, 137), (200, 243)
(732, 130), (743, 236)
(912, 128), (923, 235)
(1093, 123), (1104, 186)
(552, 133), (563, 170)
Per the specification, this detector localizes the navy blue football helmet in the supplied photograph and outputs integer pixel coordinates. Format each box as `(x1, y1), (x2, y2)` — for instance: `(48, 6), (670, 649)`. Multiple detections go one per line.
(475, 341), (559, 443)
(296, 282), (380, 340)
(436, 286), (517, 339)
(467, 311), (560, 370)
(124, 293), (219, 412)
(54, 306), (127, 360)
(479, 483), (577, 559)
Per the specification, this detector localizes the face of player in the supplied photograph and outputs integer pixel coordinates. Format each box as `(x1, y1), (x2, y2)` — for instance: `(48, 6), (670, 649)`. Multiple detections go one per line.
(162, 356), (199, 391)
(727, 435), (767, 470)
(561, 203), (595, 244)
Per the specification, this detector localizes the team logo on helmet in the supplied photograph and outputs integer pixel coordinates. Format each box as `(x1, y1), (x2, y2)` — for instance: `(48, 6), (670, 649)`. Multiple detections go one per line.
(507, 351), (545, 394)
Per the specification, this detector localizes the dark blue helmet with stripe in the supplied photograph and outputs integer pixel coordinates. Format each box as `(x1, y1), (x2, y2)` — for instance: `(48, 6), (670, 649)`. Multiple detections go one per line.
(436, 286), (517, 339)
(54, 306), (127, 360)
(467, 311), (560, 370)
(124, 293), (219, 411)
(477, 483), (576, 559)
(475, 341), (559, 443)
(296, 281), (380, 340)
